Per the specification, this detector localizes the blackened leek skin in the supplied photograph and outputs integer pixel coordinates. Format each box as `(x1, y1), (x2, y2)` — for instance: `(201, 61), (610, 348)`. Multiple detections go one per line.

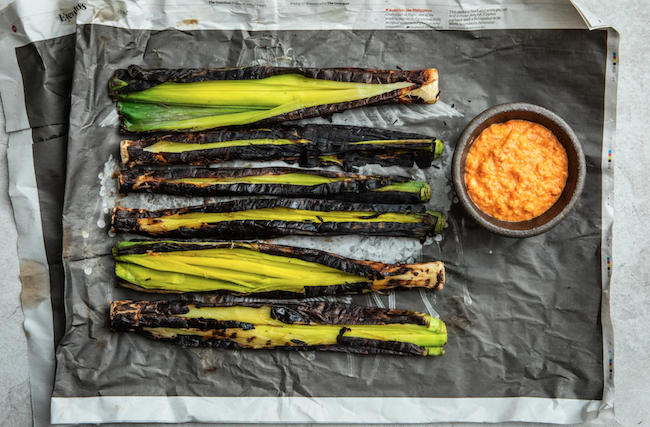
(110, 198), (445, 240)
(117, 167), (432, 204)
(119, 124), (443, 171)
(110, 65), (439, 132)
(110, 300), (447, 356)
(113, 240), (445, 296)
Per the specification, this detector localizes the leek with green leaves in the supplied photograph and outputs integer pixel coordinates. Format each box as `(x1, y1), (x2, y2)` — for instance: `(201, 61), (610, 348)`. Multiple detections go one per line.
(110, 65), (439, 132)
(113, 240), (445, 297)
(117, 167), (432, 204)
(119, 124), (443, 170)
(111, 199), (445, 240)
(110, 300), (447, 356)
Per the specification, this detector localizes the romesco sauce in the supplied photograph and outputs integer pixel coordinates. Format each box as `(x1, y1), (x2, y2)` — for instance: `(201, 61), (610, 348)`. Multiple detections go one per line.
(465, 120), (568, 222)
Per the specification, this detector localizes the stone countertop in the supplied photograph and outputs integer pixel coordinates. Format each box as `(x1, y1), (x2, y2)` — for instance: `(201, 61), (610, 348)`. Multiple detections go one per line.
(0, 0), (647, 426)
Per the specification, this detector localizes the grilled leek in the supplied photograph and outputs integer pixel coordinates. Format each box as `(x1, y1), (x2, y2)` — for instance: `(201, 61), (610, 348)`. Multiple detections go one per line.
(117, 167), (431, 204)
(111, 199), (445, 239)
(120, 124), (443, 170)
(110, 66), (439, 132)
(114, 240), (445, 296)
(110, 300), (447, 356)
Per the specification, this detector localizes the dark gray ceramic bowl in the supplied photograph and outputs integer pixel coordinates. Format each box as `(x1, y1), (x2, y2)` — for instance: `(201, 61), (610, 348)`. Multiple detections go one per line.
(452, 103), (586, 238)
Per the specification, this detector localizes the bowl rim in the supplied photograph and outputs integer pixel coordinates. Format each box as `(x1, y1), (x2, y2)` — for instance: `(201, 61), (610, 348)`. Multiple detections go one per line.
(452, 102), (587, 238)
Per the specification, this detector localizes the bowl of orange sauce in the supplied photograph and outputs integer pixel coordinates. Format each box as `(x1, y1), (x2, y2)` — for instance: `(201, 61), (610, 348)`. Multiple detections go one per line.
(452, 103), (586, 238)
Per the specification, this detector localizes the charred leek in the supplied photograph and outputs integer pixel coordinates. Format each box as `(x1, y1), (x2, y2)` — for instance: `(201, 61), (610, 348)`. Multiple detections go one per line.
(111, 199), (444, 239)
(120, 124), (443, 170)
(117, 167), (431, 204)
(110, 300), (447, 356)
(110, 66), (439, 132)
(114, 240), (445, 297)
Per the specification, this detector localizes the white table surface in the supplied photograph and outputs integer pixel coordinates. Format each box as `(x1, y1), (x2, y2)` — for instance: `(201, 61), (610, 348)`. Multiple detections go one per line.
(0, 0), (647, 426)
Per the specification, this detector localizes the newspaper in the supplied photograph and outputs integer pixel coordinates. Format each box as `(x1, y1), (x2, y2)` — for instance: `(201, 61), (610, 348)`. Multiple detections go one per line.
(0, 0), (616, 425)
(0, 2), (77, 426)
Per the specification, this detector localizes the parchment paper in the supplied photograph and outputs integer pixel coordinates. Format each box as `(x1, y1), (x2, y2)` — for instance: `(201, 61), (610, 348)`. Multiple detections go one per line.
(57, 25), (606, 401)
